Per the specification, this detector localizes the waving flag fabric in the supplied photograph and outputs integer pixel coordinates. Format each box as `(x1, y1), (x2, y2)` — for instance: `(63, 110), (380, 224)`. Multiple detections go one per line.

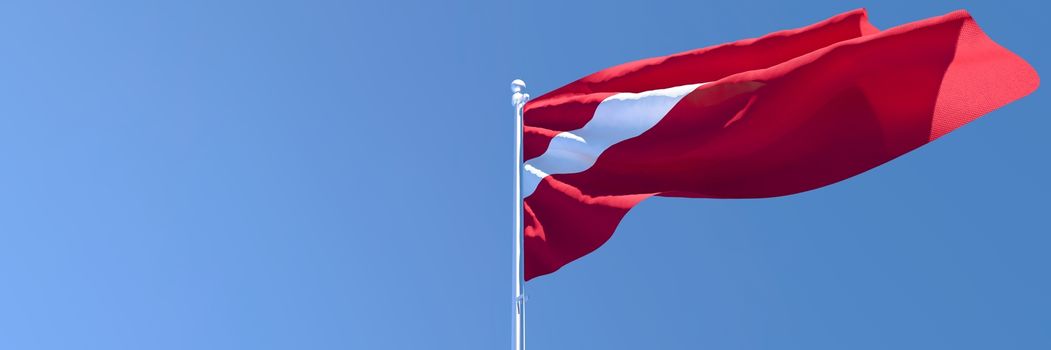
(522, 9), (1038, 281)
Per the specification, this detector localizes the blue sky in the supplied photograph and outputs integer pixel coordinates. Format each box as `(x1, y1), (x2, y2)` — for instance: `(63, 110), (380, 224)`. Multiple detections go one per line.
(0, 0), (1047, 349)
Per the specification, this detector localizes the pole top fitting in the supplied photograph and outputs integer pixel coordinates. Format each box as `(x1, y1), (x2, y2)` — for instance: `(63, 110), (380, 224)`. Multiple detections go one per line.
(511, 79), (530, 108)
(511, 79), (526, 93)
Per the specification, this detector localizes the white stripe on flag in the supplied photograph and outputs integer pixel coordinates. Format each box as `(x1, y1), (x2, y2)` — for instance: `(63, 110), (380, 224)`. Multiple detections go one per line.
(523, 83), (704, 198)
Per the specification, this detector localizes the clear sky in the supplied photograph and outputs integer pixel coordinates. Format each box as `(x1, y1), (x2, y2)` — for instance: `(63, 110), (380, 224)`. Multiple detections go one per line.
(0, 0), (1047, 349)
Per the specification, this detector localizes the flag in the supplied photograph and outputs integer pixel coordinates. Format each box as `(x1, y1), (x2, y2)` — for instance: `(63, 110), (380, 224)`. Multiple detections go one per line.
(522, 9), (1038, 281)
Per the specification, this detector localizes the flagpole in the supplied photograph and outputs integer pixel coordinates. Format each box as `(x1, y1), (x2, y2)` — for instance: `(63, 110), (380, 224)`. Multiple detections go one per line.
(511, 79), (529, 350)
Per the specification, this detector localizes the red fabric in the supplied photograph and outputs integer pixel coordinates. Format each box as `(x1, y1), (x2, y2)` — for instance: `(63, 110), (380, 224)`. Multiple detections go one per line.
(522, 9), (1039, 281)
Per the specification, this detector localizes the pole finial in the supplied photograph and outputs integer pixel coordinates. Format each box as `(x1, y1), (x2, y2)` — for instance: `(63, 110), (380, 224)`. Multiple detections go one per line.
(511, 79), (529, 108)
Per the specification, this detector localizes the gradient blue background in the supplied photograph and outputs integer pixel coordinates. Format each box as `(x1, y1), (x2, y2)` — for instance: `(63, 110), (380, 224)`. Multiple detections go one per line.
(0, 1), (1046, 349)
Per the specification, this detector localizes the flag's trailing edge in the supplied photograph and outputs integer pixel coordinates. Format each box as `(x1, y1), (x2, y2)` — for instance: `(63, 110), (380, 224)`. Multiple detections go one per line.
(522, 9), (1038, 281)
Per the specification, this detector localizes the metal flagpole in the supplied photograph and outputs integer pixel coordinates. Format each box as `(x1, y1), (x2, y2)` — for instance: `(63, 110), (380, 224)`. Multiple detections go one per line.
(511, 79), (529, 350)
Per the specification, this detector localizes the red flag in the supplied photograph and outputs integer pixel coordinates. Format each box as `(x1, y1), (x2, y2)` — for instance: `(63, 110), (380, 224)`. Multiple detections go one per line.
(522, 9), (1039, 281)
